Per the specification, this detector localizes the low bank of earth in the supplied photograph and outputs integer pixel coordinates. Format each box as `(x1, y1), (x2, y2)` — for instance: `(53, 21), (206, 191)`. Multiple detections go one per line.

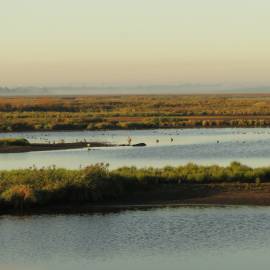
(0, 139), (147, 153)
(2, 183), (270, 215)
(0, 142), (115, 153)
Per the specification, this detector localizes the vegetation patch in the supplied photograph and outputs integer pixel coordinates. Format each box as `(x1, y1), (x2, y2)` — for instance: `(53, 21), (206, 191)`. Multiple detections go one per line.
(0, 162), (270, 211)
(1, 95), (270, 131)
(0, 138), (30, 146)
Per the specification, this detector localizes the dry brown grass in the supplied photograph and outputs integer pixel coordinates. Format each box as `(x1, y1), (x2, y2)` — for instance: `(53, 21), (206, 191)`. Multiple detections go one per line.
(1, 94), (270, 131)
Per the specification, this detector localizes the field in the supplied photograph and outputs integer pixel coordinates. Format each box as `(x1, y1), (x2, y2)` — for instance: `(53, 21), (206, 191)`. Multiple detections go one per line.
(1, 94), (270, 131)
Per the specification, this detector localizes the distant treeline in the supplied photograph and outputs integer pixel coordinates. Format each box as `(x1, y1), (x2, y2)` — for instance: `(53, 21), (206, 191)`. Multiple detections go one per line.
(1, 95), (270, 131)
(0, 162), (269, 210)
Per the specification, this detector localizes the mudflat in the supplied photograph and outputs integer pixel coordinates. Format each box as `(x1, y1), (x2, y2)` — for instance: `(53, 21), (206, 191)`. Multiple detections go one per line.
(0, 141), (115, 153)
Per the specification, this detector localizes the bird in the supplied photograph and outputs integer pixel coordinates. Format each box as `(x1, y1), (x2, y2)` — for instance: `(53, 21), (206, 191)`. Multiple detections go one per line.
(128, 136), (132, 145)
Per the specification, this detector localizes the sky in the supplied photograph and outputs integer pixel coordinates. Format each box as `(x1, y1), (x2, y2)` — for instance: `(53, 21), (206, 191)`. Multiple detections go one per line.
(1, 0), (270, 89)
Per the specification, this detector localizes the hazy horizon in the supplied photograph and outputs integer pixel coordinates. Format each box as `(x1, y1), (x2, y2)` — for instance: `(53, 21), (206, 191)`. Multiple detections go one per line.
(1, 0), (270, 89)
(1, 83), (270, 96)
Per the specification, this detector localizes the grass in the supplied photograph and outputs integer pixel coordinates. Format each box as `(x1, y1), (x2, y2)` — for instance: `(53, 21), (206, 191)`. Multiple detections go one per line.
(0, 138), (30, 146)
(1, 95), (270, 131)
(0, 162), (270, 210)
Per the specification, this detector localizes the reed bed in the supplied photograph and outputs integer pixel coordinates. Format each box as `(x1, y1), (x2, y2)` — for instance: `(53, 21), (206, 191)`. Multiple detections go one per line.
(0, 162), (269, 209)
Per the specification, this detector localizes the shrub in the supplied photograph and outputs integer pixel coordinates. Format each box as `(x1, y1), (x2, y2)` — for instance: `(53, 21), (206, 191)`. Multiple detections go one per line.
(1, 184), (36, 209)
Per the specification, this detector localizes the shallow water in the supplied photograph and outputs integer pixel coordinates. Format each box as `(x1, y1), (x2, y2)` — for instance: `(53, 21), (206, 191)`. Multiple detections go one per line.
(1, 206), (270, 270)
(0, 128), (270, 169)
(1, 128), (270, 169)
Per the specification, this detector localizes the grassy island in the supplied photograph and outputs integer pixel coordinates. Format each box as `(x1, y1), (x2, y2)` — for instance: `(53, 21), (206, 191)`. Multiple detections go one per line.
(1, 162), (270, 214)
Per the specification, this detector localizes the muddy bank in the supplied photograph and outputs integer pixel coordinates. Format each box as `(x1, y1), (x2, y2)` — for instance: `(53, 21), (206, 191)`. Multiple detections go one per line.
(0, 140), (149, 153)
(0, 141), (117, 153)
(2, 183), (270, 215)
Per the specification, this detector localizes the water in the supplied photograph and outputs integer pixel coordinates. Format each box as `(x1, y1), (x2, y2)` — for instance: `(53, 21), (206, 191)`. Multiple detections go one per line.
(1, 128), (270, 169)
(1, 206), (270, 270)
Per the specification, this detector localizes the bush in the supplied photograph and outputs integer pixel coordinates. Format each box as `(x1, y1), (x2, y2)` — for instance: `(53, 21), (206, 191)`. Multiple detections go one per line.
(1, 185), (36, 209)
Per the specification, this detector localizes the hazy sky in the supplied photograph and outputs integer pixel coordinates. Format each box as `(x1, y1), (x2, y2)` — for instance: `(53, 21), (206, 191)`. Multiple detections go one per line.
(1, 0), (270, 87)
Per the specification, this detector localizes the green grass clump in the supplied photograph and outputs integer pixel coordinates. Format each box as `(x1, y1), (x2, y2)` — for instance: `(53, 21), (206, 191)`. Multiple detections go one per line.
(0, 138), (30, 146)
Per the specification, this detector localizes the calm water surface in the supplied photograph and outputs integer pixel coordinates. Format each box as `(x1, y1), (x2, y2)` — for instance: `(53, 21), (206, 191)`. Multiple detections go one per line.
(0, 128), (270, 169)
(1, 206), (270, 270)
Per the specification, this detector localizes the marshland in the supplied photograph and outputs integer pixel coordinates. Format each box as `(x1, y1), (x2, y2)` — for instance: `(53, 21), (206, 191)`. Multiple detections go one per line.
(3, 0), (270, 268)
(2, 94), (270, 212)
(1, 95), (270, 131)
(2, 95), (270, 270)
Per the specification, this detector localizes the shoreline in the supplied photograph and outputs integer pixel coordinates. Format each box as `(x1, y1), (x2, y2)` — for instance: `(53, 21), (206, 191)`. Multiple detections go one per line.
(0, 141), (146, 153)
(2, 184), (270, 216)
(0, 141), (116, 153)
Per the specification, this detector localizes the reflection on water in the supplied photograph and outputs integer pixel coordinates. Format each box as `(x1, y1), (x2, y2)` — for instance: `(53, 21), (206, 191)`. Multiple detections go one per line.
(1, 128), (270, 169)
(1, 206), (270, 270)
